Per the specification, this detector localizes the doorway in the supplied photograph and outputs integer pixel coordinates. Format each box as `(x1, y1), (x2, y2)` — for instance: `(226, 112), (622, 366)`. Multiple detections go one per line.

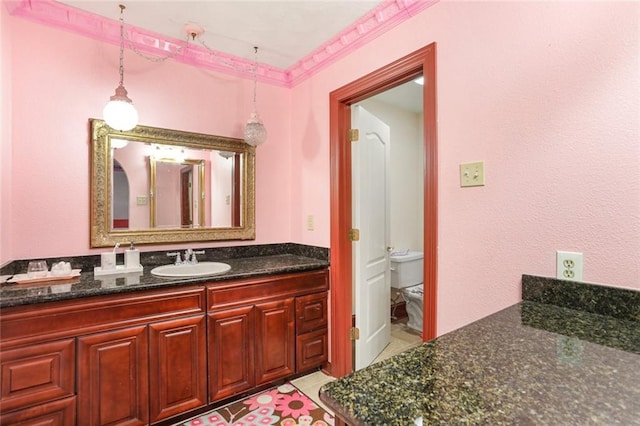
(112, 160), (130, 229)
(328, 43), (438, 378)
(180, 168), (193, 227)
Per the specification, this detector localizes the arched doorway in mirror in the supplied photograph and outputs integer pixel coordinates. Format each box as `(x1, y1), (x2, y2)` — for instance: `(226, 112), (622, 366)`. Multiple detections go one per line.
(112, 159), (130, 229)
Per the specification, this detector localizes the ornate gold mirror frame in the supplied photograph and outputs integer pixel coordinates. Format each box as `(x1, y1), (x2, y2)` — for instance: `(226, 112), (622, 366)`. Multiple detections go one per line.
(90, 119), (256, 247)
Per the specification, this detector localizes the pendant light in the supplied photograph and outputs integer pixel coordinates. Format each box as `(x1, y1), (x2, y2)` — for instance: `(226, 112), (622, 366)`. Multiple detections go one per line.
(243, 47), (267, 146)
(103, 4), (138, 131)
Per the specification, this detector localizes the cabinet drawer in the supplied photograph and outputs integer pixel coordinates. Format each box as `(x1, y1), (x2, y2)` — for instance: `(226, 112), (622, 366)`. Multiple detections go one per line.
(296, 329), (328, 372)
(296, 292), (328, 334)
(0, 395), (76, 426)
(207, 270), (328, 310)
(0, 339), (74, 413)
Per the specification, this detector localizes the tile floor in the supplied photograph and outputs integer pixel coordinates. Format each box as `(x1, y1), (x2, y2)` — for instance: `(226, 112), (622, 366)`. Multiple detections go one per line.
(291, 320), (423, 414)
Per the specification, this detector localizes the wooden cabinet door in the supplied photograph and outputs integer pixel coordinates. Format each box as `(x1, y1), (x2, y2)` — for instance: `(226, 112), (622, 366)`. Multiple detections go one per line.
(208, 306), (255, 402)
(77, 326), (148, 426)
(255, 298), (295, 385)
(149, 315), (206, 423)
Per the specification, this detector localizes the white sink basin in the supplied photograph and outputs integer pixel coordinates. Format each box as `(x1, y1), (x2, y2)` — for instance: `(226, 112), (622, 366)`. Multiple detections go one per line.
(150, 262), (231, 278)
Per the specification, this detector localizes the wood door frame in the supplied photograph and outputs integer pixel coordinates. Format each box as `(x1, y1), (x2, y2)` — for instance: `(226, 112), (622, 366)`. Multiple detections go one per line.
(328, 43), (438, 378)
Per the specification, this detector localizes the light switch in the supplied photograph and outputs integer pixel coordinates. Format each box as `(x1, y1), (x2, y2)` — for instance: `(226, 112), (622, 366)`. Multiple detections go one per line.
(460, 161), (485, 187)
(136, 196), (148, 205)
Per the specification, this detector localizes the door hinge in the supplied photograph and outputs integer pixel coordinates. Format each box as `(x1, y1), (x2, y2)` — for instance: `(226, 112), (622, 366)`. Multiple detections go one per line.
(348, 228), (360, 242)
(349, 128), (359, 142)
(350, 327), (360, 341)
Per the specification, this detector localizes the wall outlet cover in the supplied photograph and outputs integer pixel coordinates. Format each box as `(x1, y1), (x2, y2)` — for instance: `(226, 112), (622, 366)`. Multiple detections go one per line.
(556, 251), (583, 281)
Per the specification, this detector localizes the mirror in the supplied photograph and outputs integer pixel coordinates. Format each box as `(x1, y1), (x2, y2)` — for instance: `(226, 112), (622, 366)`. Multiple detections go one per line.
(90, 119), (255, 247)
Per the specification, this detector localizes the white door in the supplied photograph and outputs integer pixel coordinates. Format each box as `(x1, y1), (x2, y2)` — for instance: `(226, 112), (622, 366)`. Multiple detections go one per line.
(352, 105), (391, 370)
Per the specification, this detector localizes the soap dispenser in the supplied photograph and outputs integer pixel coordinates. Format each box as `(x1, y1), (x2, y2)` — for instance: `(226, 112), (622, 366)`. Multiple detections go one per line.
(124, 241), (140, 269)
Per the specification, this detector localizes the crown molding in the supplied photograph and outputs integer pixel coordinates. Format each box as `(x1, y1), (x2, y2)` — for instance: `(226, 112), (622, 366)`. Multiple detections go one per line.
(8, 0), (438, 87)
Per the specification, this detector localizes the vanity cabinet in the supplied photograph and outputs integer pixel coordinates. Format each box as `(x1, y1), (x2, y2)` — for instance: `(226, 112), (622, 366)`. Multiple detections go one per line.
(76, 314), (206, 424)
(0, 285), (206, 425)
(77, 316), (207, 425)
(207, 270), (328, 403)
(0, 268), (328, 425)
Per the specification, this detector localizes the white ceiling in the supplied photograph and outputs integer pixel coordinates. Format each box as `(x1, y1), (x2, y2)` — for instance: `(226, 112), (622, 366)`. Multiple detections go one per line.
(59, 0), (383, 69)
(374, 79), (424, 113)
(49, 0), (423, 112)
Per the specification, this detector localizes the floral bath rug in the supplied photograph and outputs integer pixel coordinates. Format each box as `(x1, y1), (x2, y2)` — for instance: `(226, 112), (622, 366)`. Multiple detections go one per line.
(182, 382), (334, 426)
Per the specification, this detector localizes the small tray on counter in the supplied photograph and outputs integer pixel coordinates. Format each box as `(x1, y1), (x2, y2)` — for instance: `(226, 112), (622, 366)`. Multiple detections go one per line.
(7, 270), (82, 285)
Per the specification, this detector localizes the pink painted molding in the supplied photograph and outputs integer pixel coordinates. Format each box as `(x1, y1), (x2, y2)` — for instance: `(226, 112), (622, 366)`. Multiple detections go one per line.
(286, 0), (439, 86)
(7, 0), (438, 87)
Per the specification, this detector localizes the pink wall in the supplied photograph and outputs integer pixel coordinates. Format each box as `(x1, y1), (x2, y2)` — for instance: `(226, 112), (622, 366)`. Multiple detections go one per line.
(290, 1), (640, 334)
(5, 17), (292, 258)
(0, 4), (12, 266)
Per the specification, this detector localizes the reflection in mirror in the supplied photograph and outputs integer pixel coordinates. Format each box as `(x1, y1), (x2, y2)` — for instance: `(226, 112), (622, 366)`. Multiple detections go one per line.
(90, 119), (255, 247)
(113, 160), (130, 229)
(149, 157), (205, 228)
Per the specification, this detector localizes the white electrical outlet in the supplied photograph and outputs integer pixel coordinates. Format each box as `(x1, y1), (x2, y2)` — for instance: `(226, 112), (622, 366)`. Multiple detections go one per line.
(556, 251), (583, 281)
(306, 215), (315, 231)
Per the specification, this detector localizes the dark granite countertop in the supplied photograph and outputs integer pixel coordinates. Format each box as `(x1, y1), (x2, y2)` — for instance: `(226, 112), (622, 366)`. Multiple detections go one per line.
(0, 244), (329, 309)
(320, 275), (640, 425)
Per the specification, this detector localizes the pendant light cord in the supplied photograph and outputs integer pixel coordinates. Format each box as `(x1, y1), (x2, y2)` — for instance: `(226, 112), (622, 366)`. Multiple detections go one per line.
(252, 46), (258, 113)
(118, 4), (126, 87)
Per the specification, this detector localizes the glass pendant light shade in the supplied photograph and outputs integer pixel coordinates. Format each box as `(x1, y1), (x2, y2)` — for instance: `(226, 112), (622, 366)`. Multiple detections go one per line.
(103, 84), (138, 131)
(103, 5), (138, 132)
(243, 46), (267, 147)
(244, 112), (267, 146)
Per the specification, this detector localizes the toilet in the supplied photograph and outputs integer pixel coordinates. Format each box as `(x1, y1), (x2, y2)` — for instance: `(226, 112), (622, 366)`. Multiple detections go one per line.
(390, 251), (424, 332)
